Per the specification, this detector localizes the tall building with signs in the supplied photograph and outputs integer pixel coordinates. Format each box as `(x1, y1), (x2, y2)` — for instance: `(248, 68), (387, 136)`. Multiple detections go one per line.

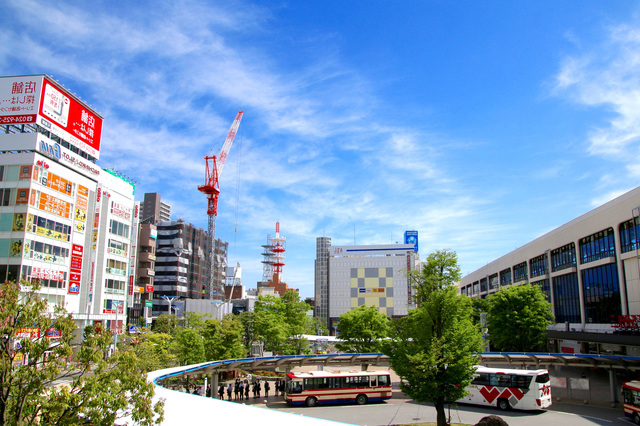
(316, 231), (421, 333)
(0, 74), (141, 342)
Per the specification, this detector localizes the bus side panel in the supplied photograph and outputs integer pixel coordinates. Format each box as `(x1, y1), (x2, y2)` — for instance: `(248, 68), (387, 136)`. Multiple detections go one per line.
(460, 385), (547, 410)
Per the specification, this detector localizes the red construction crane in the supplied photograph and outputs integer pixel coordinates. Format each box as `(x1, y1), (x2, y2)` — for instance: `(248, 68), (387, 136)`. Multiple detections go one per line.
(198, 110), (243, 298)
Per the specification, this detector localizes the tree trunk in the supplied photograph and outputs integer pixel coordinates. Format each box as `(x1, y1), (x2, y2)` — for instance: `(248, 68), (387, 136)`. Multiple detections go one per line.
(435, 397), (448, 426)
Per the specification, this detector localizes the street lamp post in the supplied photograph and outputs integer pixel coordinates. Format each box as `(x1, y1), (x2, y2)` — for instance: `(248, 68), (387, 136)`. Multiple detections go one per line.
(161, 295), (180, 316)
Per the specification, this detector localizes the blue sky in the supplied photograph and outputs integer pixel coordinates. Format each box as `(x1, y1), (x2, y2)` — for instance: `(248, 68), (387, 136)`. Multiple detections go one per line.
(3, 1), (640, 299)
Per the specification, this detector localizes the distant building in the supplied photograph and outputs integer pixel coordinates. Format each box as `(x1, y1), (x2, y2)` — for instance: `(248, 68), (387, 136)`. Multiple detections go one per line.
(314, 237), (331, 323)
(457, 185), (640, 355)
(152, 220), (226, 316)
(129, 210), (156, 327)
(314, 232), (421, 333)
(140, 192), (171, 223)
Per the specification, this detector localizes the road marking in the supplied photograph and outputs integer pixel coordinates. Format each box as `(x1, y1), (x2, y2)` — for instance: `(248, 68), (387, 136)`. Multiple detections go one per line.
(553, 410), (613, 423)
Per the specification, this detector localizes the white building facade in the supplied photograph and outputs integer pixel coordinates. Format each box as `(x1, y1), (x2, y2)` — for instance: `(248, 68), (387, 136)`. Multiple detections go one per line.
(327, 243), (420, 333)
(457, 185), (640, 354)
(0, 75), (137, 340)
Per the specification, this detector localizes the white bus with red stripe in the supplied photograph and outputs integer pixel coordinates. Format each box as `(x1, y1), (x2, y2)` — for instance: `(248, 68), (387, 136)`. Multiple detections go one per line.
(458, 366), (552, 410)
(623, 381), (640, 424)
(284, 370), (392, 407)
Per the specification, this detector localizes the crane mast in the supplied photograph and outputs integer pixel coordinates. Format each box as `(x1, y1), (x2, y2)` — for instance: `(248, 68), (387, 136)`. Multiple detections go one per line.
(198, 110), (243, 299)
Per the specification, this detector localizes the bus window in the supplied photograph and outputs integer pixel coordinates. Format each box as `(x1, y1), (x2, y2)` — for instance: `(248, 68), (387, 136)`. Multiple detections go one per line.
(370, 376), (377, 387)
(471, 373), (490, 386)
(287, 381), (302, 394)
(378, 375), (390, 387)
(511, 375), (532, 389)
(535, 373), (550, 384)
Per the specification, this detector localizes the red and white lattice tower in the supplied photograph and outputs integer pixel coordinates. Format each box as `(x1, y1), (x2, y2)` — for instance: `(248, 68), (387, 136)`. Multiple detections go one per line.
(270, 222), (286, 282)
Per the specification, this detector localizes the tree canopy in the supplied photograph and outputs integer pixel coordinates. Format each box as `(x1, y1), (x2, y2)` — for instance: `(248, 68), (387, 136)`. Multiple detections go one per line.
(202, 315), (247, 361)
(486, 284), (554, 352)
(251, 290), (309, 355)
(410, 249), (462, 304)
(336, 305), (389, 353)
(0, 280), (163, 425)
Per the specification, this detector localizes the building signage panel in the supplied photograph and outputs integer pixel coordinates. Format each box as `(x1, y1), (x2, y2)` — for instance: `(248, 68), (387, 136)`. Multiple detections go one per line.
(0, 76), (103, 158)
(404, 231), (418, 252)
(0, 76), (41, 124)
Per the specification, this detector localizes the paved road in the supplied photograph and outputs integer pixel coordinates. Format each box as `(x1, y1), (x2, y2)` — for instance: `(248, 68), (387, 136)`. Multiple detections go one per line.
(234, 391), (633, 425)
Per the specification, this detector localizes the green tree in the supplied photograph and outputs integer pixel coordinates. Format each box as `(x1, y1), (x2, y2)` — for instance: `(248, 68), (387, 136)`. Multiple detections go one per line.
(410, 249), (462, 303)
(252, 291), (309, 355)
(202, 315), (247, 361)
(181, 311), (210, 331)
(0, 281), (164, 424)
(336, 305), (389, 353)
(173, 327), (205, 365)
(152, 313), (180, 335)
(120, 329), (177, 372)
(486, 284), (554, 352)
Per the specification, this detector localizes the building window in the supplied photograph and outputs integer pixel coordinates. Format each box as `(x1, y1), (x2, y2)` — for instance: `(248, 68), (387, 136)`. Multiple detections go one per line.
(582, 263), (621, 324)
(489, 273), (498, 290)
(551, 243), (576, 272)
(499, 268), (511, 287)
(579, 228), (615, 264)
(620, 218), (640, 253)
(109, 220), (130, 238)
(552, 273), (581, 324)
(529, 254), (548, 278)
(480, 277), (487, 293)
(513, 262), (527, 282)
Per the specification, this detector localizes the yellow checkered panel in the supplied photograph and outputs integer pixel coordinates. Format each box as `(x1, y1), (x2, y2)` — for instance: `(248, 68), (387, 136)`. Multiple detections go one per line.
(350, 267), (394, 316)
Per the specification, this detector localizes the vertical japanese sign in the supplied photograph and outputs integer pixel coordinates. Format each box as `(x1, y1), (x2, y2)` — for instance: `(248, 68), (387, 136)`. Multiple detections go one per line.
(68, 244), (83, 294)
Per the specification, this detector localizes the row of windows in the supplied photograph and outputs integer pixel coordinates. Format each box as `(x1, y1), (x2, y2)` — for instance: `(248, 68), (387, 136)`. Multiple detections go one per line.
(471, 373), (533, 389)
(620, 218), (640, 253)
(106, 259), (127, 275)
(21, 266), (67, 289)
(106, 278), (126, 293)
(108, 239), (129, 256)
(579, 228), (615, 264)
(289, 374), (391, 393)
(462, 224), (629, 297)
(109, 220), (130, 238)
(552, 243), (576, 272)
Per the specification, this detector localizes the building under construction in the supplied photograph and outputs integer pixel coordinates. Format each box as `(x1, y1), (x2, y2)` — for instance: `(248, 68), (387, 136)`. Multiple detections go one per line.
(152, 219), (228, 316)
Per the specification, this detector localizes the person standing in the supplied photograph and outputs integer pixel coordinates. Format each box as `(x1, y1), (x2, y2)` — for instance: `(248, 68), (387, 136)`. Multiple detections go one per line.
(244, 380), (250, 400)
(264, 381), (270, 398)
(218, 384), (225, 400)
(227, 384), (232, 400)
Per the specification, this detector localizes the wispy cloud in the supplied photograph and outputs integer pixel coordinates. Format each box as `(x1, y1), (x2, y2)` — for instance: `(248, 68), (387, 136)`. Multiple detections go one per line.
(554, 23), (640, 180)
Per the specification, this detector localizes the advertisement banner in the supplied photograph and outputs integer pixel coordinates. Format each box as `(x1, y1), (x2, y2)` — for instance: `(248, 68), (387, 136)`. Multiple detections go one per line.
(0, 76), (103, 158)
(0, 76), (41, 125)
(38, 77), (103, 159)
(404, 230), (419, 252)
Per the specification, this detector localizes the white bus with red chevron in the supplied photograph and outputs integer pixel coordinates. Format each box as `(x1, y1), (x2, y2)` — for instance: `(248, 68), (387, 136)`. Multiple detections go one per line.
(457, 366), (552, 410)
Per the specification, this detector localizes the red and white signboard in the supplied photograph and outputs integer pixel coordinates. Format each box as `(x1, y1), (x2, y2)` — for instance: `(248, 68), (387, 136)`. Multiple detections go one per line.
(68, 244), (84, 294)
(0, 75), (103, 159)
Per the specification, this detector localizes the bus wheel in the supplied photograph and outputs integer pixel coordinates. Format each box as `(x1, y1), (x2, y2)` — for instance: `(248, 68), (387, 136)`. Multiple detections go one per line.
(497, 398), (510, 411)
(634, 412), (640, 425)
(305, 397), (318, 407)
(356, 394), (368, 405)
